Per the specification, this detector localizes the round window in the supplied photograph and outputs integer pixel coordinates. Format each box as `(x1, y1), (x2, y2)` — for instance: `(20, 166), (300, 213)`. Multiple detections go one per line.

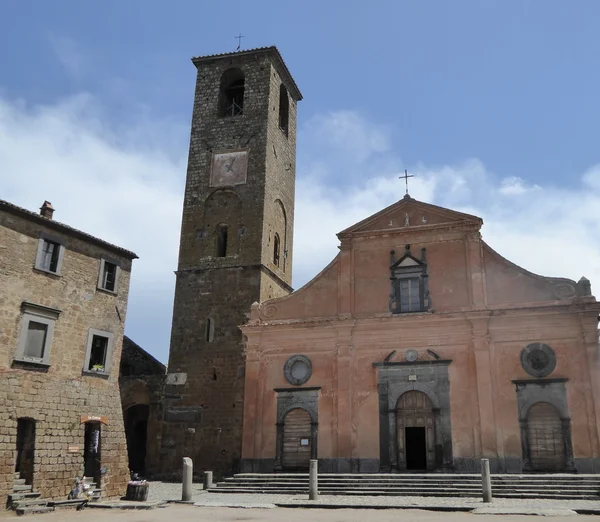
(520, 343), (556, 378)
(284, 355), (312, 386)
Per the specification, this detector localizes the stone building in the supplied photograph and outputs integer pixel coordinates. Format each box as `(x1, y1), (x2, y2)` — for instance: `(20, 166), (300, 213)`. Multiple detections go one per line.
(0, 199), (137, 502)
(241, 196), (600, 474)
(158, 46), (301, 478)
(119, 336), (166, 478)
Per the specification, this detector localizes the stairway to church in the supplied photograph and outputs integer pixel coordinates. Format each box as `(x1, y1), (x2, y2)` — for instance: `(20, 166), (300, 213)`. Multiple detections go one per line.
(209, 473), (600, 500)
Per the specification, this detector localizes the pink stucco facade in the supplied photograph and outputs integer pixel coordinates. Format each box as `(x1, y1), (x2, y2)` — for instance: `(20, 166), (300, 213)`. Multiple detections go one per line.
(240, 196), (600, 473)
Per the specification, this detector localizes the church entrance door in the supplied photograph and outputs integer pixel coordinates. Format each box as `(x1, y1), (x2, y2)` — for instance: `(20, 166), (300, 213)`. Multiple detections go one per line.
(527, 402), (566, 471)
(282, 408), (311, 470)
(397, 391), (435, 471)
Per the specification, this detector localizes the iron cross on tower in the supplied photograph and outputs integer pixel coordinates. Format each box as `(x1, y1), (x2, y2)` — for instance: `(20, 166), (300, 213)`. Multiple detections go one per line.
(235, 33), (246, 51)
(400, 169), (414, 196)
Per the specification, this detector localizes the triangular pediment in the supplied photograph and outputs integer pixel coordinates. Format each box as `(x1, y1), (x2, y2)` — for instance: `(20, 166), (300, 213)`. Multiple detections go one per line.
(338, 195), (482, 237)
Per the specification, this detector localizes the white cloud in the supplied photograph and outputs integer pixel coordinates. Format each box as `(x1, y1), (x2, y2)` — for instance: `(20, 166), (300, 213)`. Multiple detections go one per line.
(1, 98), (598, 363)
(0, 94), (185, 362)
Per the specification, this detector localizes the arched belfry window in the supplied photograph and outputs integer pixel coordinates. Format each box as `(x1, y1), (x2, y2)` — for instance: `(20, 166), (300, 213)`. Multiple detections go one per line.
(389, 245), (431, 314)
(273, 233), (281, 267)
(215, 224), (228, 257)
(219, 68), (245, 117)
(278, 84), (289, 136)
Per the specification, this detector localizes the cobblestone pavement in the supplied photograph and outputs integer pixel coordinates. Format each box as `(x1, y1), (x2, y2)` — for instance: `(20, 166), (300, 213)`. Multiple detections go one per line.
(145, 481), (600, 512)
(0, 504), (597, 522)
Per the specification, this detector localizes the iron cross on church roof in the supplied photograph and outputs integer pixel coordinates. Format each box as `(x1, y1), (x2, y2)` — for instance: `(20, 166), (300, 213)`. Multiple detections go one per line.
(235, 33), (246, 51)
(399, 169), (414, 196)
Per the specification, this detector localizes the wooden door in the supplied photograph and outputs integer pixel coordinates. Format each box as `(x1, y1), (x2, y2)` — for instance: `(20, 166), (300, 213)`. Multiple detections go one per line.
(282, 408), (311, 470)
(397, 391), (435, 470)
(527, 402), (565, 471)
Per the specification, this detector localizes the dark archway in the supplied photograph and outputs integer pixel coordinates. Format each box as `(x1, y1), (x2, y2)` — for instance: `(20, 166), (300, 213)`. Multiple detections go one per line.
(16, 418), (36, 486)
(396, 391), (435, 470)
(124, 405), (149, 475)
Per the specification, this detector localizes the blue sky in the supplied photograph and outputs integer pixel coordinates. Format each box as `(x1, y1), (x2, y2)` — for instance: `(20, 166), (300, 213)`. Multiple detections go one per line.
(2, 1), (599, 362)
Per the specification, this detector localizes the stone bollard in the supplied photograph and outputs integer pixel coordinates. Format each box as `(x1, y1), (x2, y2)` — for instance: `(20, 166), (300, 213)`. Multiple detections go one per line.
(309, 459), (319, 501)
(182, 457), (193, 502)
(481, 458), (492, 503)
(203, 471), (213, 490)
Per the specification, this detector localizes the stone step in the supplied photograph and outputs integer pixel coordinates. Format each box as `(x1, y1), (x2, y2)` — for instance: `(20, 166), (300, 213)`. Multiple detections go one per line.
(48, 499), (89, 509)
(13, 484), (33, 492)
(215, 484), (599, 494)
(13, 478), (27, 485)
(12, 500), (50, 508)
(14, 472), (21, 479)
(230, 473), (600, 480)
(218, 480), (600, 490)
(15, 506), (55, 515)
(209, 487), (600, 500)
(8, 491), (42, 502)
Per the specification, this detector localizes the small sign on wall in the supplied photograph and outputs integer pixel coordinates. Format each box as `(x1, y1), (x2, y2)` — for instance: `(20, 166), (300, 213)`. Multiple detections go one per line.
(408, 375), (417, 381)
(68, 446), (80, 453)
(300, 438), (310, 446)
(80, 415), (109, 425)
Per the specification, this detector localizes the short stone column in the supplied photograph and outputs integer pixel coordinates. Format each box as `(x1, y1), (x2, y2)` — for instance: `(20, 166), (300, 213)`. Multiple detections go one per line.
(309, 459), (319, 501)
(481, 458), (492, 503)
(203, 470), (213, 490)
(182, 457), (193, 502)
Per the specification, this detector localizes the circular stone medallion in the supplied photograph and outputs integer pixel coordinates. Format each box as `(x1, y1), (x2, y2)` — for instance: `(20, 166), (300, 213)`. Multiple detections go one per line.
(405, 349), (418, 362)
(284, 355), (313, 386)
(520, 343), (556, 378)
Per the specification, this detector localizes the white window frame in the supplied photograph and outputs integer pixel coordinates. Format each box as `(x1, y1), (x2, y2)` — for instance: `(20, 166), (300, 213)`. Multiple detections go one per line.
(15, 302), (60, 366)
(34, 235), (65, 276)
(83, 328), (114, 376)
(97, 258), (121, 294)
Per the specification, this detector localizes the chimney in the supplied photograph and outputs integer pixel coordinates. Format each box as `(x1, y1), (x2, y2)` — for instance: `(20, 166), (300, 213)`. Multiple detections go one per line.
(40, 201), (54, 219)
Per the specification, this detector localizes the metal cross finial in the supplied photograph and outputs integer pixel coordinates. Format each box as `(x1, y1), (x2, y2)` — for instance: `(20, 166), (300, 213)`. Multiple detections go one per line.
(400, 169), (414, 196)
(235, 33), (246, 51)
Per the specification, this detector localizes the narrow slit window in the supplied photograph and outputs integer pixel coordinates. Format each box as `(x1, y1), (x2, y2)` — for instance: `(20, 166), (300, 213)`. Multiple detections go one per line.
(278, 84), (289, 135)
(273, 233), (280, 267)
(205, 318), (214, 343)
(216, 225), (228, 257)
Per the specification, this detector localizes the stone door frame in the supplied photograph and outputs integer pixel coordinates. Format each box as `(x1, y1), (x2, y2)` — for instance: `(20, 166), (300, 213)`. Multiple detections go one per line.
(513, 378), (575, 472)
(274, 387), (320, 471)
(374, 360), (453, 472)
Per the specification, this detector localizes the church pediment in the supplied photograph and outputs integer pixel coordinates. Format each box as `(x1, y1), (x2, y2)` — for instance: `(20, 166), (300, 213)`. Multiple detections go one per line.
(338, 195), (483, 238)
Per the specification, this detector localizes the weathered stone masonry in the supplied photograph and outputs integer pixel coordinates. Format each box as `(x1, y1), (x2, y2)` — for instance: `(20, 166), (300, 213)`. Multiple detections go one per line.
(0, 200), (137, 501)
(158, 47), (301, 478)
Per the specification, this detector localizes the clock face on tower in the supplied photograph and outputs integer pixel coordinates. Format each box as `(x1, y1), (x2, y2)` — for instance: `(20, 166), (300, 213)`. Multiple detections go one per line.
(210, 149), (249, 187)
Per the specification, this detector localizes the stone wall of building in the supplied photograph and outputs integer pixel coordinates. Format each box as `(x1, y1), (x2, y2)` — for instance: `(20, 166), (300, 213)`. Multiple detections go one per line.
(0, 203), (135, 501)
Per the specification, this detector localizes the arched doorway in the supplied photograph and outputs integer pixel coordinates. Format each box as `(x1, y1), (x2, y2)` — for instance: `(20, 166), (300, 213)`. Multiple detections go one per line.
(397, 391), (435, 470)
(282, 408), (312, 470)
(124, 405), (149, 476)
(527, 402), (566, 471)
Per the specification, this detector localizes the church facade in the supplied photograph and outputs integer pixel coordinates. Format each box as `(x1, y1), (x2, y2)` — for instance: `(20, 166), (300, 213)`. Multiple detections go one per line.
(240, 196), (600, 474)
(151, 45), (600, 479)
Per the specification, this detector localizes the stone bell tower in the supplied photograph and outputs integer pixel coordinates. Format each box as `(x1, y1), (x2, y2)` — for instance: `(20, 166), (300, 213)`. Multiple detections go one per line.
(159, 47), (302, 477)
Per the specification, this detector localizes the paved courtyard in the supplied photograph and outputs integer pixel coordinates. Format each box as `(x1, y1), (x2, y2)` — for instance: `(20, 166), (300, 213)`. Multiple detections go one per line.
(146, 481), (600, 512)
(0, 504), (598, 522)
